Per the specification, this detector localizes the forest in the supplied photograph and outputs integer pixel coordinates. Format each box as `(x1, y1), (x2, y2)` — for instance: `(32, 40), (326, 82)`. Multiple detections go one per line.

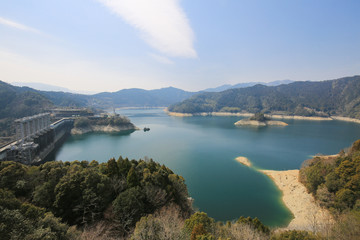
(0, 157), (192, 239)
(300, 140), (360, 212)
(0, 156), (275, 240)
(1, 148), (360, 239)
(168, 76), (360, 119)
(299, 140), (360, 239)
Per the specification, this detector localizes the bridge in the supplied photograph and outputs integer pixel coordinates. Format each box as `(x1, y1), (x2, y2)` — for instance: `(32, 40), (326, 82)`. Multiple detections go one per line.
(0, 113), (74, 165)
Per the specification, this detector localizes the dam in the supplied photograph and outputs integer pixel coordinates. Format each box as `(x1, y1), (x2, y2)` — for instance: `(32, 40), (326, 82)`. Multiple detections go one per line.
(0, 113), (74, 165)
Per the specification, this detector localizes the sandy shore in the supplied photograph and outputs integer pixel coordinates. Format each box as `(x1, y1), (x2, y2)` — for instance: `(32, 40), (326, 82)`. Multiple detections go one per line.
(269, 115), (333, 121)
(235, 156), (252, 167)
(331, 116), (360, 124)
(260, 169), (333, 231)
(234, 119), (288, 126)
(166, 111), (193, 117)
(165, 109), (253, 117)
(166, 110), (360, 124)
(166, 110), (333, 121)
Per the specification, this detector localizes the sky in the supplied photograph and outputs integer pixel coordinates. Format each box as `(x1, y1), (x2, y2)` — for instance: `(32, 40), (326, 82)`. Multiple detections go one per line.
(0, 0), (360, 93)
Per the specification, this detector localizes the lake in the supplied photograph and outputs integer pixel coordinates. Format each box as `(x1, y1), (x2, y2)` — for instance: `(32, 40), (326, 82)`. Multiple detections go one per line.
(53, 108), (360, 227)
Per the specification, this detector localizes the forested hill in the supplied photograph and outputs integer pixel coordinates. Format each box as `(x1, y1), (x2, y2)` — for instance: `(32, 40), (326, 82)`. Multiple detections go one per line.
(0, 81), (53, 119)
(0, 80), (196, 109)
(93, 87), (195, 108)
(168, 76), (360, 119)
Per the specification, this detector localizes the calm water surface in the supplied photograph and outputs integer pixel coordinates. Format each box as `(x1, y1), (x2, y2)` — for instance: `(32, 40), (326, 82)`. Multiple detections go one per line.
(53, 108), (360, 227)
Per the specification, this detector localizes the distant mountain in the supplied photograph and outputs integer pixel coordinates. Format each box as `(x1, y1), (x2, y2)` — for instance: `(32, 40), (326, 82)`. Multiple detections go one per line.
(93, 87), (196, 108)
(168, 76), (360, 119)
(11, 82), (97, 95)
(263, 80), (294, 86)
(203, 80), (293, 92)
(1, 81), (196, 114)
(12, 82), (72, 93)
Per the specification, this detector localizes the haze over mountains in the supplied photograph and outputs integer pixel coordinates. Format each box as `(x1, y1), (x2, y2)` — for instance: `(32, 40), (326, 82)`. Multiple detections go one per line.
(203, 80), (293, 92)
(11, 82), (97, 95)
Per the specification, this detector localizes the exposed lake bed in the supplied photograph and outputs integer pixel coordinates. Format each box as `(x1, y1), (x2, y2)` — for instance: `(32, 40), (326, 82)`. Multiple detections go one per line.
(53, 108), (360, 227)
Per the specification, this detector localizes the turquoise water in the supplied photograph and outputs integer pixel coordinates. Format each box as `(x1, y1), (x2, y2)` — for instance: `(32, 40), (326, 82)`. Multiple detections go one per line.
(53, 108), (360, 227)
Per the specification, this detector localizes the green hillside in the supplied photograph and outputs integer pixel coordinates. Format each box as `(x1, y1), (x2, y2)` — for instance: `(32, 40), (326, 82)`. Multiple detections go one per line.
(168, 76), (360, 119)
(0, 81), (53, 139)
(300, 140), (360, 212)
(0, 81), (53, 119)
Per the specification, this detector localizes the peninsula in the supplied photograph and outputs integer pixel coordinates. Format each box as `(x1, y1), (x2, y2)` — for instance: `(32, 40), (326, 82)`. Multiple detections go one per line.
(71, 116), (138, 135)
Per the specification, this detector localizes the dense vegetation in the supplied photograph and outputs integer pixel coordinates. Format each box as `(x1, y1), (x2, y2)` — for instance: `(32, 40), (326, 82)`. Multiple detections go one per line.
(73, 116), (133, 129)
(0, 81), (53, 142)
(1, 151), (360, 239)
(298, 140), (360, 239)
(0, 157), (192, 239)
(0, 157), (275, 239)
(300, 140), (360, 212)
(168, 76), (360, 119)
(249, 113), (270, 122)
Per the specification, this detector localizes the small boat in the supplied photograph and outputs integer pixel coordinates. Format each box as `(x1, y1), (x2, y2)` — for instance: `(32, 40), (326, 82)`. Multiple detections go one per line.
(143, 127), (150, 132)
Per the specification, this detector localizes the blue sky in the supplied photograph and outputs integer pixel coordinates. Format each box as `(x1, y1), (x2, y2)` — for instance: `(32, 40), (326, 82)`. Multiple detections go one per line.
(0, 0), (359, 93)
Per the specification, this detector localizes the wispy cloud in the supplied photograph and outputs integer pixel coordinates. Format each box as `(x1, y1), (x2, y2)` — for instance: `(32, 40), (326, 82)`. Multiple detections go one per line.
(0, 17), (41, 34)
(149, 53), (174, 65)
(97, 0), (197, 58)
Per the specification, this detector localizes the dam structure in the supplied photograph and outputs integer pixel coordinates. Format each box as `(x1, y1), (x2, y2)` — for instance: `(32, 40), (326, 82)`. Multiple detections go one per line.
(0, 113), (74, 165)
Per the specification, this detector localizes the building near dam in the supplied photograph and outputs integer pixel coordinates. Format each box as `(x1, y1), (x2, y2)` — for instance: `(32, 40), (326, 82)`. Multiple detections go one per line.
(0, 113), (74, 165)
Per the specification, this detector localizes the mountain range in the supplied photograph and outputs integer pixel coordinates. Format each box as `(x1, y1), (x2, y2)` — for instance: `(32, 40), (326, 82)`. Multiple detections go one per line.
(168, 76), (360, 119)
(3, 76), (360, 120)
(2, 80), (295, 111)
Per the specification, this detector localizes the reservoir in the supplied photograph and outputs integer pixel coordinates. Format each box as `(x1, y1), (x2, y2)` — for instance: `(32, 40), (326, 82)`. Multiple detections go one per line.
(53, 108), (360, 227)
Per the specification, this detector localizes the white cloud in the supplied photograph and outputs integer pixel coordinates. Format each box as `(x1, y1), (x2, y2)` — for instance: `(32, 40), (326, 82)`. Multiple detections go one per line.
(97, 0), (197, 58)
(149, 53), (174, 64)
(0, 17), (40, 34)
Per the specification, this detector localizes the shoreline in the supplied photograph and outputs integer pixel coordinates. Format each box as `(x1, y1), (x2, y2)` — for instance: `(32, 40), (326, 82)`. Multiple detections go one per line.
(165, 110), (360, 124)
(233, 156), (332, 231)
(260, 169), (332, 231)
